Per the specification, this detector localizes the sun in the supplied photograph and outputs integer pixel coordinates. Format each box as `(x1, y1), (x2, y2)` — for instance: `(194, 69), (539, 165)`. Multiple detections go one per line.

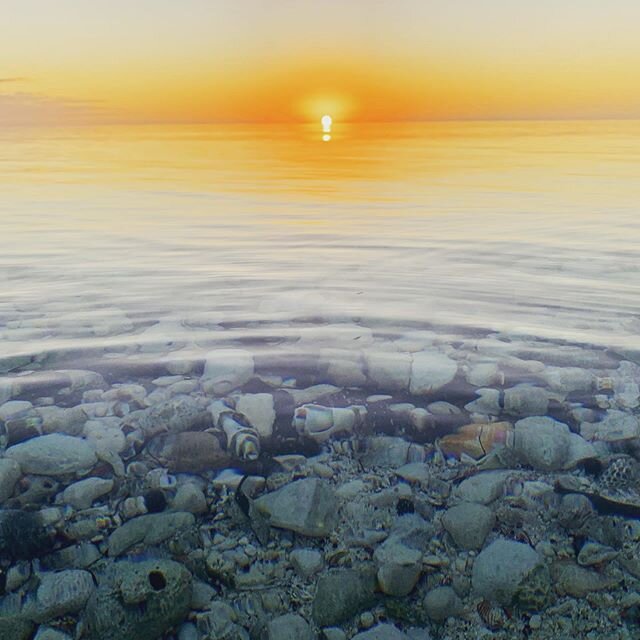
(321, 114), (332, 132)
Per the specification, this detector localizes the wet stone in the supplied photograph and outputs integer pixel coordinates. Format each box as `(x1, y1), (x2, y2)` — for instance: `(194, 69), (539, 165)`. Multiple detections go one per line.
(254, 478), (338, 537)
(312, 566), (377, 627)
(452, 471), (508, 505)
(265, 613), (314, 640)
(30, 569), (95, 622)
(0, 458), (22, 503)
(424, 586), (463, 623)
(351, 624), (411, 640)
(290, 548), (324, 579)
(5, 434), (97, 476)
(442, 502), (495, 550)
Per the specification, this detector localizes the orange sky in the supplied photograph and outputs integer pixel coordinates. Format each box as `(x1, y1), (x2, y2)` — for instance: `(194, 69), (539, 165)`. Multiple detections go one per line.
(2, 0), (640, 125)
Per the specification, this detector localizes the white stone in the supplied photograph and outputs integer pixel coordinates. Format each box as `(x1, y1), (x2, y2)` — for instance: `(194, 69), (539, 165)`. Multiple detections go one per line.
(5, 434), (97, 476)
(410, 351), (457, 395)
(202, 349), (254, 395)
(235, 393), (275, 438)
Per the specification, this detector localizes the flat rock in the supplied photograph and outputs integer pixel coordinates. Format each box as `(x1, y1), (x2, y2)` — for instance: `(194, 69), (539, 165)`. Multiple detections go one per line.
(374, 540), (422, 596)
(108, 512), (195, 557)
(551, 560), (620, 597)
(395, 462), (429, 484)
(352, 624), (411, 640)
(409, 351), (457, 395)
(312, 566), (377, 627)
(514, 416), (570, 471)
(235, 393), (275, 438)
(32, 569), (95, 622)
(453, 471), (508, 505)
(5, 434), (97, 476)
(61, 477), (113, 510)
(254, 478), (338, 537)
(442, 503), (494, 550)
(202, 349), (254, 395)
(265, 613), (314, 640)
(365, 351), (411, 390)
(0, 458), (22, 503)
(472, 539), (542, 605)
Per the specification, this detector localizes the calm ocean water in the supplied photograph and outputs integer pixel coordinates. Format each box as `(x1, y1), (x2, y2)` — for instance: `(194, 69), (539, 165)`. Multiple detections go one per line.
(1, 120), (639, 376)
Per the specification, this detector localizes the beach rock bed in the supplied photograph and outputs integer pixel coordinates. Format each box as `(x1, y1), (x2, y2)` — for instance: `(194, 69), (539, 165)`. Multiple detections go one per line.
(0, 336), (639, 639)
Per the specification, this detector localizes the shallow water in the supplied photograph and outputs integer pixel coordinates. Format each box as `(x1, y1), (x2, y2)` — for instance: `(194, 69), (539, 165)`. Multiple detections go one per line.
(1, 120), (640, 378)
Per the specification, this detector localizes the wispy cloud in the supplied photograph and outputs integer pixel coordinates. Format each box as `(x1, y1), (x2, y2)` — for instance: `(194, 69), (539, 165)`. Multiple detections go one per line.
(0, 77), (28, 84)
(0, 92), (109, 126)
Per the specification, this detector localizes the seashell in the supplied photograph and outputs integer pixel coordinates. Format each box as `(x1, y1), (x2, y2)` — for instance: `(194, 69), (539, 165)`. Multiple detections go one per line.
(218, 411), (260, 461)
(477, 599), (506, 630)
(293, 404), (367, 442)
(599, 455), (640, 489)
(438, 422), (514, 459)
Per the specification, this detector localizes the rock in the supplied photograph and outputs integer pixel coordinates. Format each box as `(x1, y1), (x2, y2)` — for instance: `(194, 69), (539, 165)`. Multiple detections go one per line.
(550, 560), (620, 597)
(84, 559), (192, 640)
(465, 361), (503, 387)
(178, 622), (199, 640)
(360, 436), (421, 469)
(442, 503), (494, 550)
(374, 539), (422, 596)
(61, 477), (113, 510)
(365, 351), (411, 390)
(577, 542), (618, 566)
(409, 351), (457, 395)
(564, 433), (598, 469)
(540, 366), (593, 395)
(202, 349), (254, 395)
(108, 511), (195, 557)
(236, 393), (276, 438)
(0, 400), (33, 421)
(32, 569), (95, 622)
(5, 434), (97, 476)
(0, 458), (22, 503)
(37, 406), (87, 436)
(0, 616), (34, 640)
(424, 586), (463, 623)
(472, 539), (542, 605)
(395, 463), (429, 484)
(514, 417), (570, 471)
(581, 410), (640, 442)
(504, 385), (550, 417)
(351, 624), (411, 640)
(34, 627), (72, 640)
(264, 613), (314, 640)
(312, 567), (377, 626)
(453, 471), (508, 505)
(290, 549), (324, 579)
(172, 484), (208, 514)
(254, 478), (338, 537)
(0, 510), (53, 560)
(190, 580), (216, 610)
(336, 480), (366, 501)
(322, 629), (347, 640)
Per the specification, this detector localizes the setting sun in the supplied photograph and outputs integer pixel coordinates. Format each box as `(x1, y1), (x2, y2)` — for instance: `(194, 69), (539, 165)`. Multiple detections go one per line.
(321, 114), (332, 131)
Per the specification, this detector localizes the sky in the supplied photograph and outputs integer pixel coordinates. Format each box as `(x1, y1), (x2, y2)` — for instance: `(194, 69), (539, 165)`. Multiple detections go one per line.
(2, 0), (640, 125)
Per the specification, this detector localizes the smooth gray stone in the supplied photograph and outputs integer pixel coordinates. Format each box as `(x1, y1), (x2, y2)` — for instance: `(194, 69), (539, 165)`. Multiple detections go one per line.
(31, 569), (95, 622)
(265, 613), (315, 640)
(351, 624), (412, 640)
(442, 503), (495, 550)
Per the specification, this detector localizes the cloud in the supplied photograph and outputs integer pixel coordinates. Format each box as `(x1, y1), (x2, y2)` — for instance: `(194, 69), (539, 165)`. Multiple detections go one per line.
(0, 77), (28, 84)
(0, 92), (108, 125)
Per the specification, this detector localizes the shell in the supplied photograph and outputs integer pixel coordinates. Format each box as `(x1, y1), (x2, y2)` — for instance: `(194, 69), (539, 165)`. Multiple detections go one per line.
(599, 455), (640, 490)
(438, 421), (514, 459)
(218, 411), (260, 461)
(292, 404), (367, 442)
(477, 599), (506, 630)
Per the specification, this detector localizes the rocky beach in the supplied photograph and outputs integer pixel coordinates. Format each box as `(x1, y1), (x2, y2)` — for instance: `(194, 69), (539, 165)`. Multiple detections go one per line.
(1, 328), (640, 640)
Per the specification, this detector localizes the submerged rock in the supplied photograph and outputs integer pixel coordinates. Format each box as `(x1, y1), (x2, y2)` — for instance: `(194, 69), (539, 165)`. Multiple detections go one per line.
(30, 569), (95, 622)
(202, 349), (254, 395)
(424, 586), (463, 623)
(264, 613), (314, 640)
(442, 503), (494, 550)
(83, 559), (192, 640)
(312, 566), (377, 626)
(254, 478), (338, 537)
(514, 416), (570, 471)
(5, 434), (97, 476)
(409, 351), (457, 395)
(0, 510), (54, 560)
(472, 539), (543, 606)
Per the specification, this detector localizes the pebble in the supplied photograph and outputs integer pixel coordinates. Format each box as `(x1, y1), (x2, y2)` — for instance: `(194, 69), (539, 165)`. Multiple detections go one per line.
(265, 613), (314, 640)
(0, 458), (22, 502)
(290, 548), (324, 578)
(172, 483), (208, 514)
(60, 477), (114, 510)
(374, 538), (422, 596)
(452, 471), (508, 505)
(409, 351), (457, 395)
(352, 624), (412, 640)
(514, 416), (571, 471)
(31, 569), (95, 622)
